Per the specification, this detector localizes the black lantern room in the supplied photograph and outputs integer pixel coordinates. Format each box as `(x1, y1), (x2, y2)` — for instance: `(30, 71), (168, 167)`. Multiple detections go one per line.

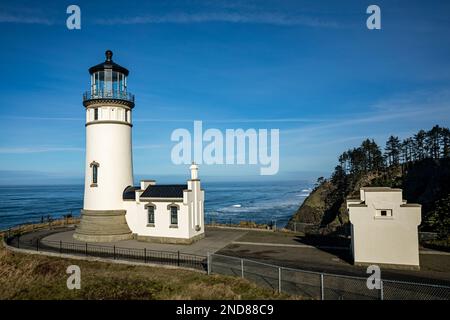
(83, 50), (134, 107)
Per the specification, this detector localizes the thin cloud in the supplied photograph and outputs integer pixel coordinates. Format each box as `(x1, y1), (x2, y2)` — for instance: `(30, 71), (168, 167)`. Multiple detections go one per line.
(0, 13), (54, 25)
(283, 103), (450, 136)
(95, 12), (340, 28)
(280, 89), (450, 148)
(134, 144), (165, 149)
(3, 116), (83, 121)
(135, 117), (326, 123)
(0, 147), (83, 154)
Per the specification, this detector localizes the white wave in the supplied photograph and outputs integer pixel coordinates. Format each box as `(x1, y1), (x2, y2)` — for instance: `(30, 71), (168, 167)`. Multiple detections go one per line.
(232, 204), (242, 208)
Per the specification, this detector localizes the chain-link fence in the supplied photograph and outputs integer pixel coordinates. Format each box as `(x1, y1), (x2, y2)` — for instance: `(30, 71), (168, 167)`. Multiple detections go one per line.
(208, 253), (450, 300)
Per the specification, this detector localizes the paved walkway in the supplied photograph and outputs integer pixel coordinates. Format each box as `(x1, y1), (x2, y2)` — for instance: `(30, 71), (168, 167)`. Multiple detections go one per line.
(42, 227), (247, 256)
(231, 240), (450, 255)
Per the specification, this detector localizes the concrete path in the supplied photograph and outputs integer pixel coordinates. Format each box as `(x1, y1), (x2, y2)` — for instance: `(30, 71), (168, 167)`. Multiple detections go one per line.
(232, 240), (349, 250)
(232, 240), (450, 255)
(43, 227), (248, 256)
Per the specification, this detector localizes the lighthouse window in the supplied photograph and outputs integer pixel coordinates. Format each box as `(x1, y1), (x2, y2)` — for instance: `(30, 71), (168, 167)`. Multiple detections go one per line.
(92, 164), (98, 185)
(170, 206), (178, 226)
(147, 206), (155, 225)
(94, 108), (98, 120)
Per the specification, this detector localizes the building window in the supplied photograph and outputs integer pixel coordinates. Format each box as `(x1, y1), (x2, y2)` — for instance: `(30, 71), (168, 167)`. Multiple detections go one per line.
(170, 206), (178, 225)
(92, 165), (98, 184)
(94, 108), (98, 120)
(376, 209), (392, 218)
(125, 110), (128, 122)
(90, 161), (99, 186)
(147, 206), (155, 225)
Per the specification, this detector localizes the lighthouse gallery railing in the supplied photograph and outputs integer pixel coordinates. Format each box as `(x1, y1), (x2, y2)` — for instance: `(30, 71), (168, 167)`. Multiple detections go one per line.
(83, 90), (135, 103)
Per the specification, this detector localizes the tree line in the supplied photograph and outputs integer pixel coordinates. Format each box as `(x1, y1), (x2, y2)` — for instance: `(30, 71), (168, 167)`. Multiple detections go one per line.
(332, 125), (450, 181)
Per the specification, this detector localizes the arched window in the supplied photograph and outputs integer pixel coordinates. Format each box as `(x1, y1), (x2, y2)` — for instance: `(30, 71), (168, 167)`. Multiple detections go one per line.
(167, 203), (179, 227)
(148, 206), (154, 224)
(170, 206), (178, 225)
(145, 203), (156, 226)
(90, 161), (99, 186)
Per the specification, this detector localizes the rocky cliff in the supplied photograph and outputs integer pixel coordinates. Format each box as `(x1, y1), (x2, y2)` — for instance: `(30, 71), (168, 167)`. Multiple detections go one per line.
(288, 158), (450, 233)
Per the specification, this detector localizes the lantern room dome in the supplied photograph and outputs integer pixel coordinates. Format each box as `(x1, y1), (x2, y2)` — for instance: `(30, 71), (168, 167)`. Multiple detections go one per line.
(88, 50), (129, 76)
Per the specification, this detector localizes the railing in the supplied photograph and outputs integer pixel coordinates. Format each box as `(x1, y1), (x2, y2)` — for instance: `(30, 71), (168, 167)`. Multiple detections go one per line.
(206, 216), (278, 230)
(208, 253), (450, 300)
(0, 215), (80, 239)
(7, 235), (206, 272)
(83, 90), (135, 103)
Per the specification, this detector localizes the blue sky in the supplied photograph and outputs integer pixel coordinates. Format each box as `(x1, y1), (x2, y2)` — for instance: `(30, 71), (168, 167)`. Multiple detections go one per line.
(0, 0), (450, 184)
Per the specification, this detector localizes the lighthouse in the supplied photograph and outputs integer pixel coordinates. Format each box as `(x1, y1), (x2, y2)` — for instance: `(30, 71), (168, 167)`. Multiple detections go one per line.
(74, 50), (134, 242)
(74, 50), (205, 244)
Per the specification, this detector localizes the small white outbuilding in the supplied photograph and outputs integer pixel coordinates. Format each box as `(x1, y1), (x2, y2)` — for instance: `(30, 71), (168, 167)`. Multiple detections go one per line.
(347, 187), (421, 269)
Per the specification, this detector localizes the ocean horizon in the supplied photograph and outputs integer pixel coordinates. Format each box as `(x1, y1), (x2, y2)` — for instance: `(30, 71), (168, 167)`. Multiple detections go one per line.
(0, 180), (312, 230)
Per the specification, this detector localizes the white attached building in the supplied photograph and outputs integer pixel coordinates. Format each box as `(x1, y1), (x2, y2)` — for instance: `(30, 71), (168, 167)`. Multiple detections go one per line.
(123, 164), (205, 244)
(74, 50), (205, 244)
(347, 187), (421, 269)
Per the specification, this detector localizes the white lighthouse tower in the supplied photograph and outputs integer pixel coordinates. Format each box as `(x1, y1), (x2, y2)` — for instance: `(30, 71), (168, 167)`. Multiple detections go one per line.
(74, 50), (134, 242)
(75, 50), (205, 244)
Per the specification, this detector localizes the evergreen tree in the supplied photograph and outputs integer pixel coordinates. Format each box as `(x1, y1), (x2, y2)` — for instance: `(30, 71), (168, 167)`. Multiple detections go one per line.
(427, 194), (450, 239)
(385, 136), (401, 166)
(426, 125), (442, 159)
(414, 130), (427, 160)
(442, 127), (450, 158)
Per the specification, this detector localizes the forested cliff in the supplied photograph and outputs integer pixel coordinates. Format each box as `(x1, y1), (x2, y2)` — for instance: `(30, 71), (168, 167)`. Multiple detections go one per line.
(288, 125), (450, 237)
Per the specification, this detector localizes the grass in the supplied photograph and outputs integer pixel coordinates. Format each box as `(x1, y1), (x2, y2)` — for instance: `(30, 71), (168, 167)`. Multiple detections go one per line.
(0, 239), (296, 300)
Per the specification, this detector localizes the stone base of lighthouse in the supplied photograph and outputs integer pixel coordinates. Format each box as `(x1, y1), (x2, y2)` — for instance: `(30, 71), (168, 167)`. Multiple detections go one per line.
(74, 209), (133, 242)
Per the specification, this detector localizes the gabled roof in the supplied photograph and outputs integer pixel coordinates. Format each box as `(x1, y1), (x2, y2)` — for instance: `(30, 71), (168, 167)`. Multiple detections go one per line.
(140, 184), (187, 199)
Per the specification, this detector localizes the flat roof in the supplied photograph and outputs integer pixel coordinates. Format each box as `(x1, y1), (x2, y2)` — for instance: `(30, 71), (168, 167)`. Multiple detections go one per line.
(361, 187), (402, 192)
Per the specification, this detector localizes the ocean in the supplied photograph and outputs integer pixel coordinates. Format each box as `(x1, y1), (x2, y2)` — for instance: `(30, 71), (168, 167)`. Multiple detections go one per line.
(0, 180), (312, 230)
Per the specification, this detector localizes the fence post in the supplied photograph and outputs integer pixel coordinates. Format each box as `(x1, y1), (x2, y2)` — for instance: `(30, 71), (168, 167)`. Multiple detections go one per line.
(177, 251), (180, 266)
(207, 252), (211, 275)
(36, 238), (39, 251)
(241, 259), (244, 278)
(320, 273), (324, 300)
(59, 240), (62, 254)
(380, 280), (384, 300)
(85, 243), (88, 256)
(278, 267), (282, 293)
(113, 245), (116, 259)
(144, 248), (147, 263)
